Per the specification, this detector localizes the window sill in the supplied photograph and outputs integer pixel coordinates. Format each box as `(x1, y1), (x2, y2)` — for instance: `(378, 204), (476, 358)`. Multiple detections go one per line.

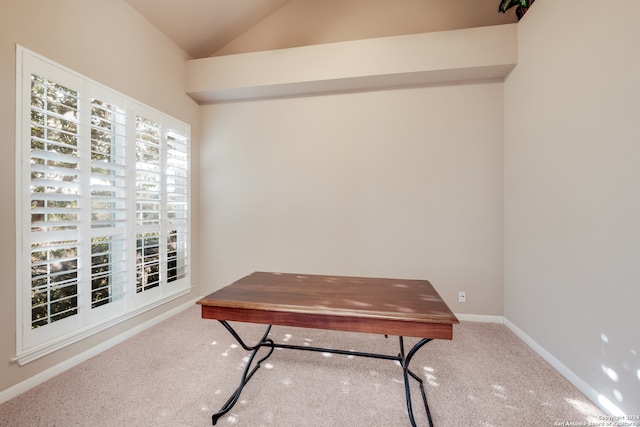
(13, 286), (192, 366)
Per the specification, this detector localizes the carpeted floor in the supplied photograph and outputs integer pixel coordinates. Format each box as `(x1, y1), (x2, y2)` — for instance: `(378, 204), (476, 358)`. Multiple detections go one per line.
(0, 305), (605, 426)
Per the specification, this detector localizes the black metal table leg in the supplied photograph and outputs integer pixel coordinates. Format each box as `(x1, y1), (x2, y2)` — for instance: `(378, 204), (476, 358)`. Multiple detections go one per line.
(211, 321), (275, 425)
(399, 337), (434, 427)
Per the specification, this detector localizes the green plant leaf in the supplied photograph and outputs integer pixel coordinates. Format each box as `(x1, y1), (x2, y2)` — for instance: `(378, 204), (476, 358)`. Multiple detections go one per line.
(499, 0), (518, 13)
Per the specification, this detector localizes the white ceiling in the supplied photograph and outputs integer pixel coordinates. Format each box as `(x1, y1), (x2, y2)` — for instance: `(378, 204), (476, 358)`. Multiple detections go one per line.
(125, 0), (293, 58)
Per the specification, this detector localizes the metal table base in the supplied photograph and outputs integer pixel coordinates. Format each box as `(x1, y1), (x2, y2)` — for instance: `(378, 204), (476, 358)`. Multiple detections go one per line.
(211, 320), (434, 427)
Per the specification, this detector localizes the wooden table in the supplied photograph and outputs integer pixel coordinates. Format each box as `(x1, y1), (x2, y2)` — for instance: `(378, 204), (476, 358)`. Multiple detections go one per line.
(197, 272), (459, 426)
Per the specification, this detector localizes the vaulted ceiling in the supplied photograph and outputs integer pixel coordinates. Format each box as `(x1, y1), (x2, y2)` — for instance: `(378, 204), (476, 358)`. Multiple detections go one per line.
(124, 0), (517, 59)
(124, 0), (293, 58)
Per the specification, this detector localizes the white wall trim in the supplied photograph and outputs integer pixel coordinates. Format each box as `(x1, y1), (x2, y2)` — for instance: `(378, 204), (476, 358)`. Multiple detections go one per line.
(186, 24), (517, 103)
(0, 297), (200, 406)
(455, 313), (504, 323)
(503, 317), (618, 416)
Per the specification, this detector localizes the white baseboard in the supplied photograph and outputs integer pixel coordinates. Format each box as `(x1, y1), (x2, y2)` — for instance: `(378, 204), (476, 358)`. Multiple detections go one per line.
(0, 297), (199, 406)
(503, 317), (619, 417)
(454, 313), (504, 323)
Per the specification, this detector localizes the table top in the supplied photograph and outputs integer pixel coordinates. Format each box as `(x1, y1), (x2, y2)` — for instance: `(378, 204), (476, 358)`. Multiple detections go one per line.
(197, 272), (459, 339)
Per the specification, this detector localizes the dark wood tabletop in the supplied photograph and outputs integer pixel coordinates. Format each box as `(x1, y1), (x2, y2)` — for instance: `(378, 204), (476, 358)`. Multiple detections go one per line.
(197, 272), (459, 339)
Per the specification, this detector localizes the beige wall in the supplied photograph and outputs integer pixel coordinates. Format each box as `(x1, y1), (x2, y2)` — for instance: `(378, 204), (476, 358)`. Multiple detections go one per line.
(214, 0), (516, 56)
(504, 0), (640, 415)
(0, 0), (200, 394)
(199, 82), (505, 315)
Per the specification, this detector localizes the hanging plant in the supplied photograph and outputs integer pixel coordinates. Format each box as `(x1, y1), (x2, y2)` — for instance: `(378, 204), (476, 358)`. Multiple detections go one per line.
(499, 0), (535, 20)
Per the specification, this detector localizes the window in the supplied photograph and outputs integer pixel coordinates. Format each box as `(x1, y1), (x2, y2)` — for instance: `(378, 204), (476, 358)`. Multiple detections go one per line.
(16, 47), (191, 364)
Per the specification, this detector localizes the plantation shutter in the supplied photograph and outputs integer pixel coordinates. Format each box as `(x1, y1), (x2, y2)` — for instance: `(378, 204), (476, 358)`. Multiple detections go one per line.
(135, 112), (163, 296)
(27, 68), (83, 346)
(17, 47), (191, 363)
(87, 86), (129, 321)
(166, 129), (189, 283)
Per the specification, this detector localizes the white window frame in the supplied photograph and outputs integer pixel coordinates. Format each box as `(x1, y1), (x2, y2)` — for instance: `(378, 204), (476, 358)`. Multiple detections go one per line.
(15, 46), (191, 365)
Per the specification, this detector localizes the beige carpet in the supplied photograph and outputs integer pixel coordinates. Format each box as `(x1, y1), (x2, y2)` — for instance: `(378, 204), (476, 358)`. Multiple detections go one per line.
(0, 305), (605, 426)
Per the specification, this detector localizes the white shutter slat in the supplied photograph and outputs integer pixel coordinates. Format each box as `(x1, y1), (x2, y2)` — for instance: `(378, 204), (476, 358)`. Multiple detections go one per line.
(30, 179), (79, 190)
(90, 160), (126, 174)
(31, 163), (79, 176)
(31, 207), (79, 215)
(30, 193), (77, 202)
(30, 220), (80, 228)
(90, 195), (126, 204)
(30, 148), (78, 164)
(91, 188), (125, 197)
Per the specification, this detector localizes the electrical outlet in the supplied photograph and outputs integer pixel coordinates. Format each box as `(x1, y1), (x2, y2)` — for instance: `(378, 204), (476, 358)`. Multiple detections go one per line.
(458, 291), (466, 303)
